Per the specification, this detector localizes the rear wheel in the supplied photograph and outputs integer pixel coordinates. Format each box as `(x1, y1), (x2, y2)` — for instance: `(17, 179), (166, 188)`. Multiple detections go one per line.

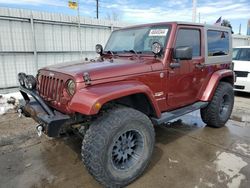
(201, 82), (234, 128)
(81, 107), (155, 187)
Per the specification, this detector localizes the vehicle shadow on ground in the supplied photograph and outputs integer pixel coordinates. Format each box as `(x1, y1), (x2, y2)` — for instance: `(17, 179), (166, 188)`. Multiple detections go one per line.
(54, 107), (241, 176)
(60, 114), (206, 174)
(146, 114), (206, 173)
(39, 111), (235, 188)
(61, 135), (83, 160)
(58, 122), (204, 178)
(235, 91), (250, 98)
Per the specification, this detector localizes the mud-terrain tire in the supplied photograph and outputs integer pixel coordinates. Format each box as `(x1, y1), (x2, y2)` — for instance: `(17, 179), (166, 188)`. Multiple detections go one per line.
(81, 107), (155, 187)
(200, 82), (234, 128)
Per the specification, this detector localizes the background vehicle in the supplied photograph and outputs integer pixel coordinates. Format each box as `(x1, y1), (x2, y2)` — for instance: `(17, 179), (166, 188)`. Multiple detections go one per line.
(233, 46), (250, 93)
(18, 22), (234, 187)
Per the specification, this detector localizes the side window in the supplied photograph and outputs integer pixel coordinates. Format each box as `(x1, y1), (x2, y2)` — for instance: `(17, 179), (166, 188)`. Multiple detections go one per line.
(207, 30), (229, 56)
(175, 29), (201, 57)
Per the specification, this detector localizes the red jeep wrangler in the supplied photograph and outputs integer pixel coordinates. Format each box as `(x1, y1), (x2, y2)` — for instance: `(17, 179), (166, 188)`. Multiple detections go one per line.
(18, 22), (234, 187)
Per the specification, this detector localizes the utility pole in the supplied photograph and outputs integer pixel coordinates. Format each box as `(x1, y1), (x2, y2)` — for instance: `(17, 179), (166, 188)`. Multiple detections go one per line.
(198, 12), (201, 23)
(96, 0), (99, 19)
(192, 0), (197, 23)
(77, 0), (83, 58)
(239, 24), (241, 35)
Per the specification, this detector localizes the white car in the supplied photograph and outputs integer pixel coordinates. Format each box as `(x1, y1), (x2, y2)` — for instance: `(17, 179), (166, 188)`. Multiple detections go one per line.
(233, 46), (250, 93)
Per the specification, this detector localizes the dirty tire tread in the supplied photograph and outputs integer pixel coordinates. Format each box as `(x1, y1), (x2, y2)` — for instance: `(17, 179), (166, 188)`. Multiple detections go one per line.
(201, 82), (234, 128)
(81, 107), (155, 188)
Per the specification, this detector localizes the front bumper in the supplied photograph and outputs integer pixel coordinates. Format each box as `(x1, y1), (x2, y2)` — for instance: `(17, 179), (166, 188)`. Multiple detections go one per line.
(19, 87), (71, 137)
(234, 73), (250, 93)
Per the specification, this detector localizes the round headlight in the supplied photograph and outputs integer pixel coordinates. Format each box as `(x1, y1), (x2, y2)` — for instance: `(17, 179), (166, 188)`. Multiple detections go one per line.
(19, 77), (25, 86)
(24, 75), (36, 90)
(18, 72), (26, 86)
(67, 80), (76, 96)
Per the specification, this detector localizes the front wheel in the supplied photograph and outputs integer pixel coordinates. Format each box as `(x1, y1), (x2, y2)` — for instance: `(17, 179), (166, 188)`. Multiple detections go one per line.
(201, 82), (234, 128)
(81, 107), (155, 187)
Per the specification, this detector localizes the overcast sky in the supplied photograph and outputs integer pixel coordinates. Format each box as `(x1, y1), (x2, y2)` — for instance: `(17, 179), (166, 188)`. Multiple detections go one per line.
(0, 0), (249, 34)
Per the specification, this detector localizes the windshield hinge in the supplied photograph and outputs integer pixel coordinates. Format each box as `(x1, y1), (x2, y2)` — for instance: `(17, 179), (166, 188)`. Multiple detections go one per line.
(83, 72), (91, 85)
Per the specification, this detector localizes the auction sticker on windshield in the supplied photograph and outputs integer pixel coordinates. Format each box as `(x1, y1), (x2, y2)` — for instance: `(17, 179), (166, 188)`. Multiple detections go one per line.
(149, 29), (168, 36)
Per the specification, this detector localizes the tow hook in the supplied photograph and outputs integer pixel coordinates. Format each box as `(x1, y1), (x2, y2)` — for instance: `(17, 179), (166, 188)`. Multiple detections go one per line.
(36, 124), (44, 137)
(17, 108), (23, 118)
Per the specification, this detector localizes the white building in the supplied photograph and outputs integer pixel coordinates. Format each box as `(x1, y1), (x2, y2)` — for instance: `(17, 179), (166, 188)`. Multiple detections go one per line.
(232, 34), (250, 47)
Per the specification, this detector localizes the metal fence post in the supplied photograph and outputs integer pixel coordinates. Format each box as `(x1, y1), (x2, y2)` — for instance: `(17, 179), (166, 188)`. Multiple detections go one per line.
(77, 0), (83, 59)
(30, 14), (38, 72)
(111, 23), (114, 32)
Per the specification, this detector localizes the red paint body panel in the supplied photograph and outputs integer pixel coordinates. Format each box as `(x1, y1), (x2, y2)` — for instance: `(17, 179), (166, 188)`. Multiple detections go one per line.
(68, 81), (161, 117)
(43, 58), (152, 83)
(199, 69), (234, 101)
(35, 22), (233, 118)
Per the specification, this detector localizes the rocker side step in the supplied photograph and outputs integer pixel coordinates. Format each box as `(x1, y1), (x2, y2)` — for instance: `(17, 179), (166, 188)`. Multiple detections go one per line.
(151, 101), (208, 125)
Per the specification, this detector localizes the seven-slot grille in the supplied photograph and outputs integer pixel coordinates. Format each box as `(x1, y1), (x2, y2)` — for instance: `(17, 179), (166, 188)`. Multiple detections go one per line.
(38, 75), (64, 102)
(234, 71), (249, 78)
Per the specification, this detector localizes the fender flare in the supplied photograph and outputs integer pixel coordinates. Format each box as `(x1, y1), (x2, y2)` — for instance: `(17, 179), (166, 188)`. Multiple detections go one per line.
(68, 80), (161, 117)
(199, 69), (234, 101)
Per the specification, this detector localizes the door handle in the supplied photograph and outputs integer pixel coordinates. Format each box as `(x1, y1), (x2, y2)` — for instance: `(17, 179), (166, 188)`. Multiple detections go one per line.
(195, 63), (205, 69)
(170, 62), (181, 69)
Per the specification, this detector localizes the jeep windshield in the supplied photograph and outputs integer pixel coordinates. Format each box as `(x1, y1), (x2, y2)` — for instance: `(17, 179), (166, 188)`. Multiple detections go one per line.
(233, 48), (250, 61)
(104, 25), (170, 55)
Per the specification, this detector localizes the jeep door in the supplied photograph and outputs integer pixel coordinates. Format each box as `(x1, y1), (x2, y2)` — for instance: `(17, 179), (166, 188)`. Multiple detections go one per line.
(166, 25), (205, 109)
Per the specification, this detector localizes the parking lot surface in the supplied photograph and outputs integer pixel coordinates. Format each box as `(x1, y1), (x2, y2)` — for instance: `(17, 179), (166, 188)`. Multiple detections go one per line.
(0, 92), (250, 188)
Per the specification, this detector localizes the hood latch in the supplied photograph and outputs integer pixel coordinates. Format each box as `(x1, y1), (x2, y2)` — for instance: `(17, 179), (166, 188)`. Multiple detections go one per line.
(83, 72), (91, 85)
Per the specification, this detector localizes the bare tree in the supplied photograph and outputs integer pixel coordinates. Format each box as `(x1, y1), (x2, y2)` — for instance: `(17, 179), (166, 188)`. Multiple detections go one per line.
(221, 19), (234, 34)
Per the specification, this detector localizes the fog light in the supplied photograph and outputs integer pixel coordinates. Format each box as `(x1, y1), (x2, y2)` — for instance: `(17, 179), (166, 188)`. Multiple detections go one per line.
(24, 75), (37, 90)
(18, 72), (26, 86)
(151, 42), (162, 55)
(95, 44), (103, 55)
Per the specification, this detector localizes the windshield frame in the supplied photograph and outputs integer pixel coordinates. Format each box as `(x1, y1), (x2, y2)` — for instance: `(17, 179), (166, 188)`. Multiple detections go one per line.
(104, 24), (172, 57)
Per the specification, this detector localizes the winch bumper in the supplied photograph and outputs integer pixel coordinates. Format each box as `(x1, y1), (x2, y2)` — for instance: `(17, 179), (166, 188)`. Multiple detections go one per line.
(18, 87), (71, 137)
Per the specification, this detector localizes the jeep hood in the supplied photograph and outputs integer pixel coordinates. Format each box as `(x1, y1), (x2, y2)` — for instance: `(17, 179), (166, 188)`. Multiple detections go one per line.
(42, 59), (153, 82)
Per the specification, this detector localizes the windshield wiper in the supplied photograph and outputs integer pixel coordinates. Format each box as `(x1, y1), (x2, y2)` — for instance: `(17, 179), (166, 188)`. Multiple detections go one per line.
(106, 50), (116, 56)
(211, 51), (227, 56)
(123, 50), (141, 59)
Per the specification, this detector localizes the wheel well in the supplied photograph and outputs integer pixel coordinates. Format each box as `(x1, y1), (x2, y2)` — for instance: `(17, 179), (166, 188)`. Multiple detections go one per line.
(102, 93), (157, 118)
(220, 75), (234, 85)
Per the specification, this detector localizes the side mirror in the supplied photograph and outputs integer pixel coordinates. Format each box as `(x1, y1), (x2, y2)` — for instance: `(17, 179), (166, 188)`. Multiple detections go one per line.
(174, 46), (192, 60)
(151, 42), (163, 56)
(95, 44), (103, 55)
(170, 46), (192, 69)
